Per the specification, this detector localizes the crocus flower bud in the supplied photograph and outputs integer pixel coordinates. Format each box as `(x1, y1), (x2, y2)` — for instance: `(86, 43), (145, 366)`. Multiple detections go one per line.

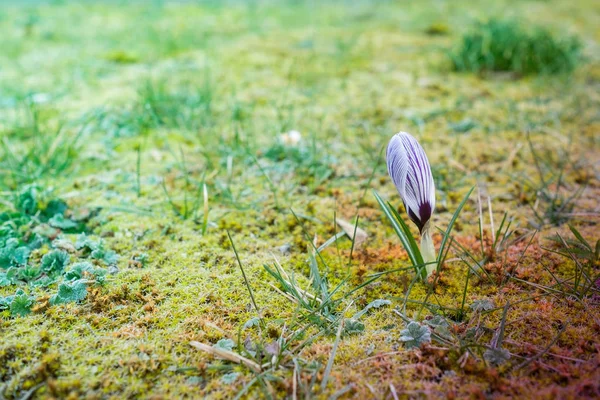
(387, 131), (437, 275)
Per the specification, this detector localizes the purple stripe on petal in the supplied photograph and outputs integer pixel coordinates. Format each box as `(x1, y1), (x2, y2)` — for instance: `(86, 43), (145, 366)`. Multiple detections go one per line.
(386, 132), (436, 231)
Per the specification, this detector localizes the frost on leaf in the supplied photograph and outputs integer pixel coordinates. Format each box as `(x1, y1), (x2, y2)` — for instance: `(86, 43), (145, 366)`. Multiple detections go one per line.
(9, 289), (35, 317)
(0, 239), (30, 268)
(102, 250), (119, 266)
(425, 315), (452, 340)
(352, 299), (391, 320)
(76, 234), (100, 252)
(221, 372), (238, 384)
(400, 321), (431, 349)
(0, 295), (11, 310)
(214, 338), (235, 352)
(41, 250), (70, 276)
(0, 272), (13, 287)
(470, 298), (495, 312)
(17, 187), (38, 215)
(243, 317), (260, 330)
(51, 280), (87, 304)
(344, 318), (365, 335)
(48, 214), (78, 230)
(12, 247), (31, 266)
(484, 347), (511, 366)
(64, 262), (106, 284)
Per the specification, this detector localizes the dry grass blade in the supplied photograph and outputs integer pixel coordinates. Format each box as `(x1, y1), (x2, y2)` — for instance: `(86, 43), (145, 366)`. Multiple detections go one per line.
(189, 341), (261, 373)
(321, 317), (345, 390)
(336, 217), (368, 248)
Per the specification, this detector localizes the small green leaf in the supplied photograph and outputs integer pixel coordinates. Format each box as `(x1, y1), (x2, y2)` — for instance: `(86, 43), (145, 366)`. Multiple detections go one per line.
(0, 272), (11, 287)
(48, 214), (78, 230)
(18, 265), (41, 282)
(17, 187), (38, 215)
(373, 191), (425, 277)
(102, 250), (119, 266)
(400, 321), (431, 349)
(10, 291), (35, 317)
(64, 262), (93, 281)
(352, 299), (391, 320)
(213, 338), (235, 352)
(484, 347), (511, 366)
(425, 315), (449, 328)
(0, 238), (19, 268)
(32, 223), (60, 239)
(0, 295), (12, 309)
(51, 280), (87, 304)
(5, 267), (19, 284)
(42, 199), (68, 219)
(243, 317), (261, 330)
(64, 262), (106, 285)
(30, 276), (53, 288)
(470, 298), (495, 312)
(75, 234), (100, 252)
(425, 315), (452, 340)
(449, 118), (477, 133)
(13, 247), (31, 265)
(221, 372), (238, 384)
(41, 250), (70, 275)
(344, 318), (365, 335)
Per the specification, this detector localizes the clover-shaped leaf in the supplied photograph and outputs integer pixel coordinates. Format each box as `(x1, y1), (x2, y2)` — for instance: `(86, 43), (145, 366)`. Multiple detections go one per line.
(51, 280), (87, 305)
(41, 250), (70, 275)
(400, 321), (431, 349)
(425, 315), (453, 340)
(48, 214), (78, 230)
(75, 234), (100, 252)
(42, 199), (68, 219)
(17, 187), (38, 215)
(10, 290), (35, 317)
(0, 272), (11, 287)
(470, 298), (495, 312)
(0, 295), (11, 310)
(221, 372), (238, 384)
(13, 246), (31, 266)
(352, 298), (391, 320)
(18, 265), (41, 282)
(0, 239), (19, 268)
(344, 318), (365, 335)
(243, 317), (260, 330)
(101, 250), (119, 266)
(484, 347), (511, 366)
(213, 338), (235, 352)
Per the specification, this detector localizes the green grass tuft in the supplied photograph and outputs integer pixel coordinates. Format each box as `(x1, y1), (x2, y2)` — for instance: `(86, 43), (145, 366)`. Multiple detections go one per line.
(450, 19), (582, 75)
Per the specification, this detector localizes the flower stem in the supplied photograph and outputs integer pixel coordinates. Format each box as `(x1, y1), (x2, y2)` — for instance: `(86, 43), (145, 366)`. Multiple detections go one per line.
(420, 222), (436, 278)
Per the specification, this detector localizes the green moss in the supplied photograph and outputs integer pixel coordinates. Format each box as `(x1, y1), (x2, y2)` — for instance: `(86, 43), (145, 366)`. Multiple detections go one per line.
(0, 0), (598, 398)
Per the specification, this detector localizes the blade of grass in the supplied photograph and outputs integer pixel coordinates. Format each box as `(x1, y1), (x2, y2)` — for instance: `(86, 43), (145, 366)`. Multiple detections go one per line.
(201, 183), (209, 235)
(321, 315), (345, 390)
(228, 231), (265, 330)
(373, 191), (423, 276)
(437, 186), (475, 268)
(136, 144), (142, 197)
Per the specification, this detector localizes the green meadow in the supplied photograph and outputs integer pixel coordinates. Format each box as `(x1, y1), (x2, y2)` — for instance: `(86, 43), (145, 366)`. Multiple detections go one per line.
(0, 0), (599, 398)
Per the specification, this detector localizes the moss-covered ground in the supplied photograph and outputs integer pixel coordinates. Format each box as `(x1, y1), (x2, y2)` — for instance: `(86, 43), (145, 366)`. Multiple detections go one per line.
(0, 0), (599, 398)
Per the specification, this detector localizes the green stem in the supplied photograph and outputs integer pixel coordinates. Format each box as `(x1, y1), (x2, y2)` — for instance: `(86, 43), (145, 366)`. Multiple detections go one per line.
(420, 222), (436, 277)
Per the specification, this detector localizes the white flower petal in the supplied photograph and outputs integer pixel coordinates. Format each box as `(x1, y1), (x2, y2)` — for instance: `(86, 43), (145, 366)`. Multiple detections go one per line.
(386, 132), (436, 231)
